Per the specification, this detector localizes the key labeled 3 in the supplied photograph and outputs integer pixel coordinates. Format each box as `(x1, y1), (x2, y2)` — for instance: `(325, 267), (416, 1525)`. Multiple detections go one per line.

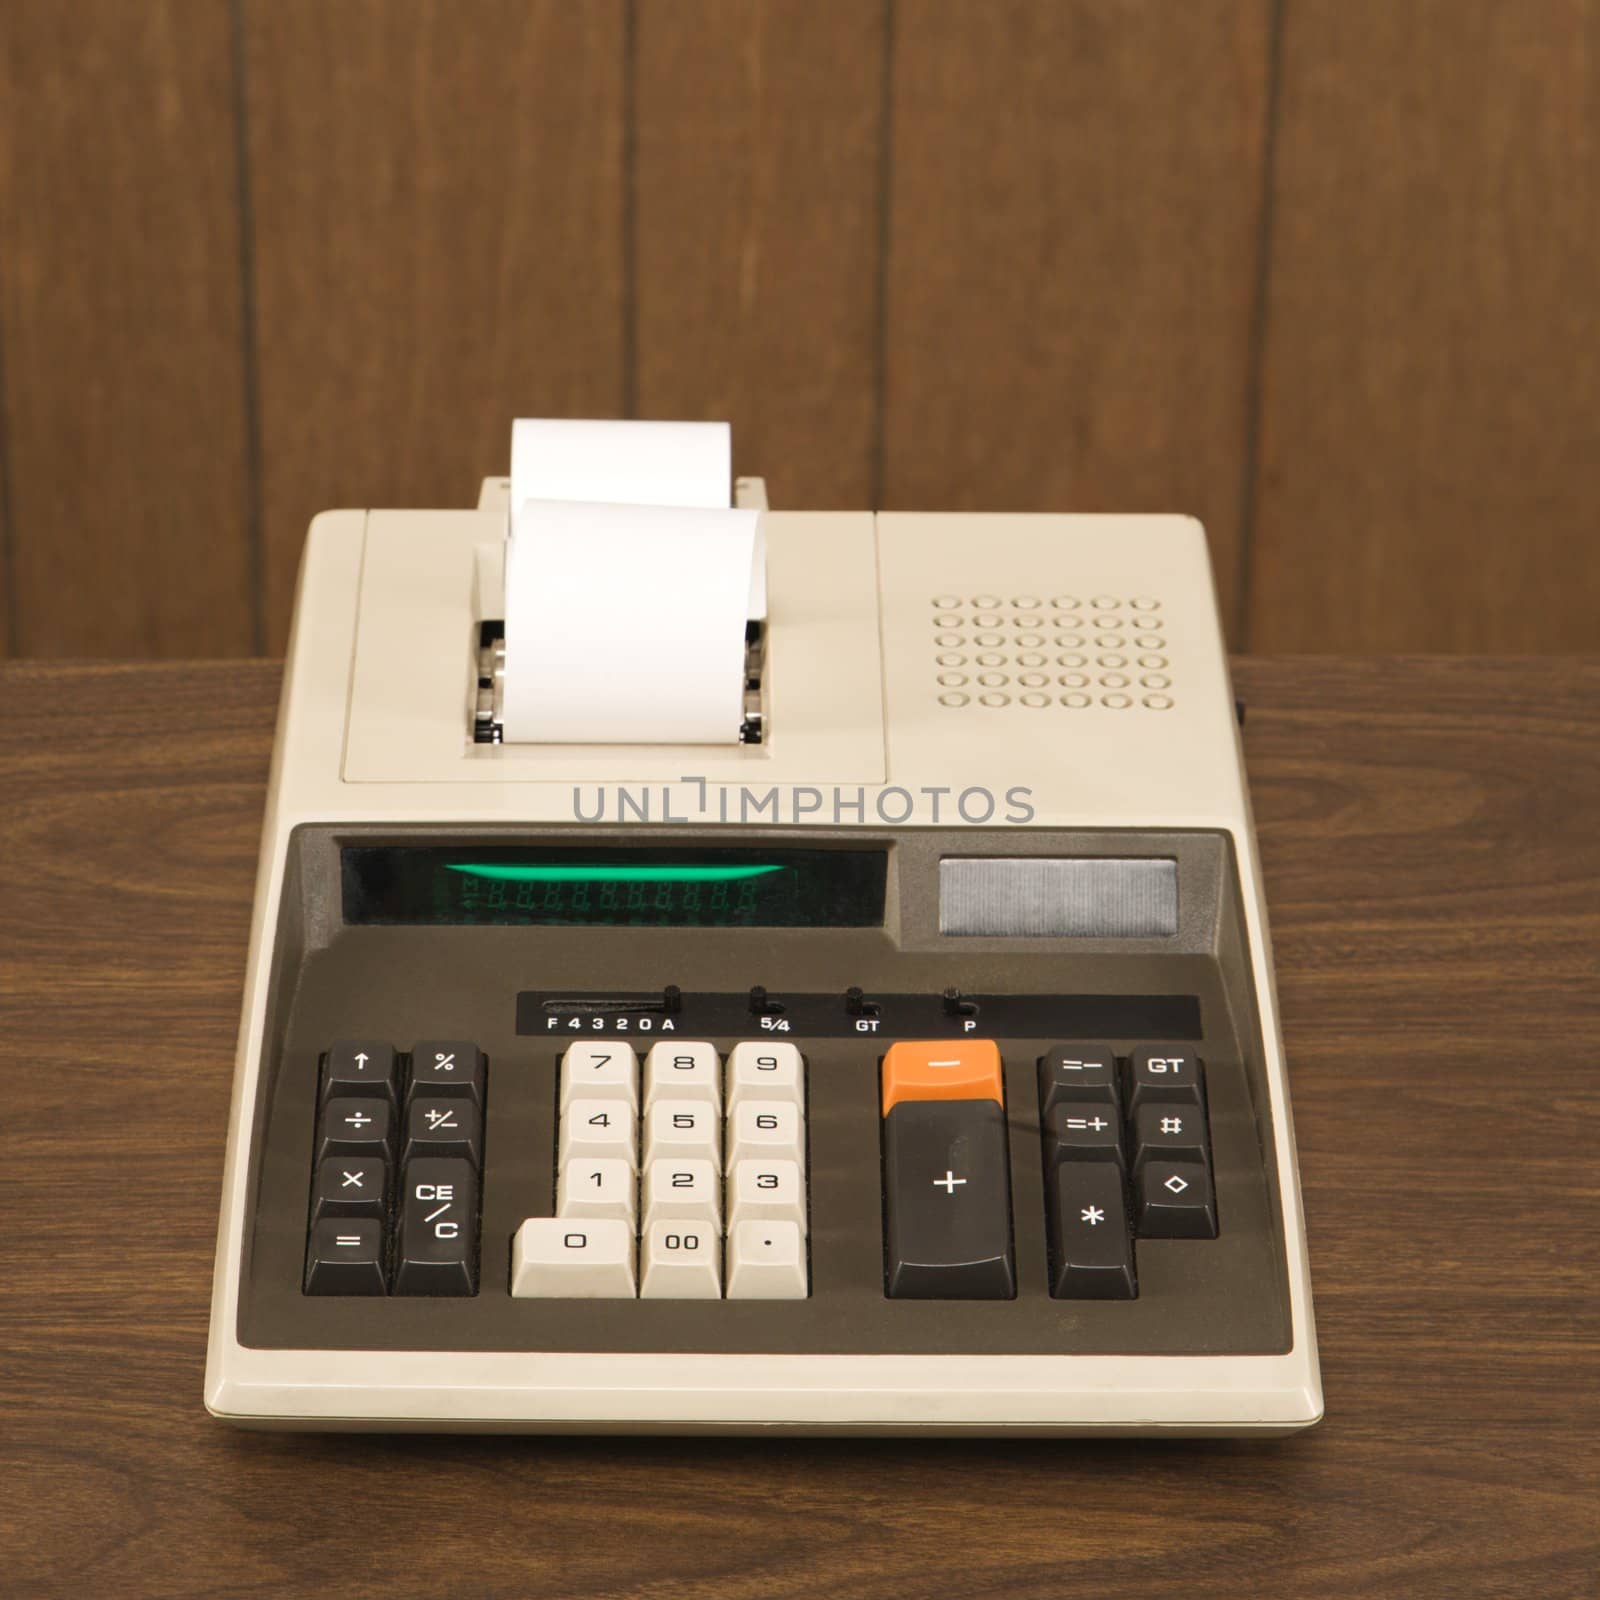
(729, 1159), (807, 1233)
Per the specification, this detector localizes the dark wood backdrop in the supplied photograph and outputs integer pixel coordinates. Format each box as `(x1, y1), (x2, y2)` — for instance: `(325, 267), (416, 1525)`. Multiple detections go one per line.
(0, 0), (1596, 660)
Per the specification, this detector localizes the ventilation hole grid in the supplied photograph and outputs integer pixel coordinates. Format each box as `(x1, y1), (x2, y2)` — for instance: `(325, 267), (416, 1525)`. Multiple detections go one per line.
(931, 592), (1173, 710)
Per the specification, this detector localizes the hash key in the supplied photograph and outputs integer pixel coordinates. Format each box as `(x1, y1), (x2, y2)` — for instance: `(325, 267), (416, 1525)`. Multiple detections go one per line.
(1133, 1102), (1209, 1168)
(408, 1040), (485, 1104)
(316, 1096), (393, 1161)
(404, 1095), (482, 1166)
(1127, 1047), (1205, 1112)
(1043, 1101), (1125, 1171)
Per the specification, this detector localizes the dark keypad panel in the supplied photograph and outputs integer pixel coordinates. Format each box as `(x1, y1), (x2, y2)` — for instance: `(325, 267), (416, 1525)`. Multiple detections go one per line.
(1041, 1043), (1218, 1299)
(304, 1041), (486, 1296)
(300, 1035), (1221, 1309)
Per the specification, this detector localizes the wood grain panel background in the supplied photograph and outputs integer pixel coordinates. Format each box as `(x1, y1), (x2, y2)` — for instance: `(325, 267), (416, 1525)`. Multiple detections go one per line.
(0, 0), (1595, 658)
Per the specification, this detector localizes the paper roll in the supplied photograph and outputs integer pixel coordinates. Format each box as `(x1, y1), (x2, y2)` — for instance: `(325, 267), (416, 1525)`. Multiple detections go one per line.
(502, 418), (764, 745)
(502, 499), (761, 745)
(510, 417), (731, 511)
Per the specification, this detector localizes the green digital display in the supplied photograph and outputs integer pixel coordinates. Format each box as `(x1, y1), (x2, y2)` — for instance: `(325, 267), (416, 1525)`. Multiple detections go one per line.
(341, 847), (886, 928)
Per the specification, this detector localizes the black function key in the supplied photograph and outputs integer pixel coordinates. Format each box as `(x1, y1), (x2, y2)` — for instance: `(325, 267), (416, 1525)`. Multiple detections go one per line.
(883, 1099), (1015, 1299)
(1132, 1102), (1209, 1169)
(310, 1155), (388, 1221)
(394, 1158), (479, 1296)
(1137, 1160), (1219, 1238)
(1043, 1101), (1125, 1171)
(403, 1095), (482, 1166)
(1038, 1046), (1120, 1112)
(322, 1040), (399, 1103)
(316, 1096), (393, 1161)
(304, 1217), (387, 1295)
(1047, 1161), (1136, 1299)
(408, 1040), (486, 1105)
(1127, 1048), (1205, 1113)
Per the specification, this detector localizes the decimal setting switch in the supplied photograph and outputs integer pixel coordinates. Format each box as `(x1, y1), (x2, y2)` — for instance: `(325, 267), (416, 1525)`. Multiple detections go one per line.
(880, 1041), (1015, 1300)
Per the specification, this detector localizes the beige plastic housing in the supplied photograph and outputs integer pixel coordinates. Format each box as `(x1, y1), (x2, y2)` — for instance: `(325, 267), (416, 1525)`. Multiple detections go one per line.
(205, 503), (1322, 1434)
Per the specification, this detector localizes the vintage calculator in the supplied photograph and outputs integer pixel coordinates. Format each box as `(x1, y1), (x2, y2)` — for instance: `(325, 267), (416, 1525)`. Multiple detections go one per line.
(205, 469), (1322, 1434)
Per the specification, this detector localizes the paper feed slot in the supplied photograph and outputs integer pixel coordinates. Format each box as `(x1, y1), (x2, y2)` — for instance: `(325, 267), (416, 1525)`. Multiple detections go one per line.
(473, 615), (767, 747)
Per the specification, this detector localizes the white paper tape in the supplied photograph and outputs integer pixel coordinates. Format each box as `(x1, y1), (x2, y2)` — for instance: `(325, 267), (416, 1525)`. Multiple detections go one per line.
(502, 418), (764, 745)
(510, 417), (731, 511)
(502, 499), (760, 745)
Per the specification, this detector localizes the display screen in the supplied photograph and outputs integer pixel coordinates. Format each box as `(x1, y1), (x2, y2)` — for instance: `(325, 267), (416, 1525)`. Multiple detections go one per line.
(341, 846), (887, 928)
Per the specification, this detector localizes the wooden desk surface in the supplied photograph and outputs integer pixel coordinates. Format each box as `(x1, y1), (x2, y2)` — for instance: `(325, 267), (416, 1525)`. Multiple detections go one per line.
(1, 658), (1596, 1600)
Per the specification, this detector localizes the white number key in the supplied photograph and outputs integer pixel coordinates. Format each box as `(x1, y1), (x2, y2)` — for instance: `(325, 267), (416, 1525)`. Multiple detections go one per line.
(556, 1156), (636, 1223)
(728, 1159), (807, 1233)
(560, 1040), (639, 1112)
(644, 1041), (721, 1109)
(725, 1220), (808, 1299)
(560, 1098), (638, 1169)
(511, 1216), (636, 1298)
(638, 1219), (722, 1299)
(726, 1099), (805, 1171)
(644, 1098), (720, 1164)
(726, 1041), (804, 1109)
(642, 1157), (721, 1227)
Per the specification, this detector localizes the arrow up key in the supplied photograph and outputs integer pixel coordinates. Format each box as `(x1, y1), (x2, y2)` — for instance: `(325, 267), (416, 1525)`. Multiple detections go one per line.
(322, 1040), (399, 1103)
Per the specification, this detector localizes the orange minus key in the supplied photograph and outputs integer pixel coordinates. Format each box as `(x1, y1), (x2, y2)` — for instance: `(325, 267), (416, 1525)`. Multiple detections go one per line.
(881, 1039), (1004, 1116)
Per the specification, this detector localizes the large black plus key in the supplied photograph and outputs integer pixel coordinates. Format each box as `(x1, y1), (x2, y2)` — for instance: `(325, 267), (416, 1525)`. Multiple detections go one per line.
(883, 1100), (1015, 1299)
